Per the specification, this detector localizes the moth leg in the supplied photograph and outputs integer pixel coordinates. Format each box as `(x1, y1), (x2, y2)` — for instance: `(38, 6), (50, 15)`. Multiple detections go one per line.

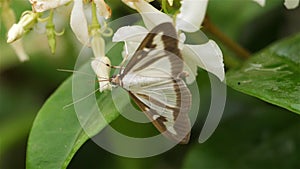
(110, 65), (121, 69)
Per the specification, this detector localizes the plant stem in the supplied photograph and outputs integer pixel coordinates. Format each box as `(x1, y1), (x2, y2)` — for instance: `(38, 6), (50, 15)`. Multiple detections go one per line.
(91, 1), (100, 29)
(161, 0), (169, 14)
(203, 17), (250, 59)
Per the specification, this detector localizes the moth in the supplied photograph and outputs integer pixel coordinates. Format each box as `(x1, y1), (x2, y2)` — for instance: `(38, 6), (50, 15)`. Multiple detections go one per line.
(92, 22), (192, 144)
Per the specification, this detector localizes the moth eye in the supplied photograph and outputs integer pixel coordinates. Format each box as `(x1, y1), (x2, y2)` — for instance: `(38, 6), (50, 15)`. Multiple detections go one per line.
(106, 64), (110, 67)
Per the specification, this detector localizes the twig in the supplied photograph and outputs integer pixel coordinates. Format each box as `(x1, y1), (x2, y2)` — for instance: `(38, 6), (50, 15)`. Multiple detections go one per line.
(203, 17), (251, 59)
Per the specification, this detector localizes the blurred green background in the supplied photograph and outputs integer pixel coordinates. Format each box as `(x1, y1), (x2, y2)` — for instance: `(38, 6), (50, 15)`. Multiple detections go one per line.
(1, 0), (300, 169)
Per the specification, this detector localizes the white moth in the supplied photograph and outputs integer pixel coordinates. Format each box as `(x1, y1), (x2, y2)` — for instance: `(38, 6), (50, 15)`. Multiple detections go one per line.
(93, 22), (191, 144)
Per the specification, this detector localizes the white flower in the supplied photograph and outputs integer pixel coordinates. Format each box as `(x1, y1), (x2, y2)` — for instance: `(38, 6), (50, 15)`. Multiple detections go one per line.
(91, 56), (112, 92)
(10, 39), (29, 62)
(70, 0), (89, 45)
(29, 0), (71, 12)
(123, 0), (172, 30)
(94, 0), (112, 19)
(28, 0), (113, 91)
(115, 0), (225, 83)
(7, 11), (38, 43)
(29, 0), (112, 45)
(112, 25), (148, 56)
(2, 2), (29, 61)
(90, 27), (112, 92)
(7, 23), (24, 43)
(176, 0), (208, 32)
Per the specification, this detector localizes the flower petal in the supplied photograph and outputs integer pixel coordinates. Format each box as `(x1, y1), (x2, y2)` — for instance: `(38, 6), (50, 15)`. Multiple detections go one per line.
(284, 0), (299, 9)
(91, 56), (112, 92)
(91, 35), (105, 58)
(183, 40), (225, 82)
(29, 0), (71, 12)
(252, 0), (266, 6)
(94, 0), (112, 19)
(10, 39), (29, 62)
(70, 0), (90, 45)
(7, 23), (24, 43)
(176, 0), (208, 32)
(168, 0), (174, 6)
(182, 51), (198, 84)
(122, 0), (172, 30)
(112, 25), (148, 42)
(113, 25), (149, 58)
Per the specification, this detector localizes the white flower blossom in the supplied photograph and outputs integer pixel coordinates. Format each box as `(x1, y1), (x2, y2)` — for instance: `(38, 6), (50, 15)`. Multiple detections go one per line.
(10, 40), (29, 62)
(90, 34), (112, 92)
(123, 0), (172, 30)
(27, 0), (113, 91)
(29, 0), (112, 45)
(70, 0), (89, 45)
(176, 0), (208, 32)
(90, 32), (113, 92)
(91, 56), (112, 92)
(7, 11), (38, 43)
(116, 0), (225, 83)
(7, 23), (25, 43)
(29, 0), (71, 12)
(112, 25), (148, 56)
(94, 0), (112, 19)
(2, 1), (29, 61)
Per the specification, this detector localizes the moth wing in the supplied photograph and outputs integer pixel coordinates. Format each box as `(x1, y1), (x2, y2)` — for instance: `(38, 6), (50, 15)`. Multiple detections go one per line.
(121, 22), (191, 143)
(122, 22), (183, 77)
(129, 78), (191, 144)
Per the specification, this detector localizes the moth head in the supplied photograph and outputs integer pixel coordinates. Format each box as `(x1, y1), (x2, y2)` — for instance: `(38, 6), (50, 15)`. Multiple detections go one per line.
(110, 74), (121, 87)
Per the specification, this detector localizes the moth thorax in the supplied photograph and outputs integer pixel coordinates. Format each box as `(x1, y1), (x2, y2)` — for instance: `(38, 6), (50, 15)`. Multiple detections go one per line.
(110, 74), (122, 87)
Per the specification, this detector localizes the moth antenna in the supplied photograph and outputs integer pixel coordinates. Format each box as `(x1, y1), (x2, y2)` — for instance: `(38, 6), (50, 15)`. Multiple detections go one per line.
(57, 69), (94, 77)
(63, 88), (100, 109)
(57, 68), (108, 80)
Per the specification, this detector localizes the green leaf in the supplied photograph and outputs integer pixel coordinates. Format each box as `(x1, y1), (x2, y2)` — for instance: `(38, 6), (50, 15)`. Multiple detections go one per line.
(226, 33), (300, 114)
(26, 63), (120, 169)
(182, 103), (300, 169)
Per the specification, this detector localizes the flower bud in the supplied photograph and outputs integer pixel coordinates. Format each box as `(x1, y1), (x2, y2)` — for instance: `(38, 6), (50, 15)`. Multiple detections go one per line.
(7, 11), (38, 43)
(91, 32), (105, 58)
(46, 24), (56, 54)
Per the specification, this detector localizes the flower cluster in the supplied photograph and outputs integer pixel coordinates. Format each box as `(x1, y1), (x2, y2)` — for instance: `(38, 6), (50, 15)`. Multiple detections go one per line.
(4, 0), (111, 59)
(114, 0), (225, 84)
(3, 0), (113, 91)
